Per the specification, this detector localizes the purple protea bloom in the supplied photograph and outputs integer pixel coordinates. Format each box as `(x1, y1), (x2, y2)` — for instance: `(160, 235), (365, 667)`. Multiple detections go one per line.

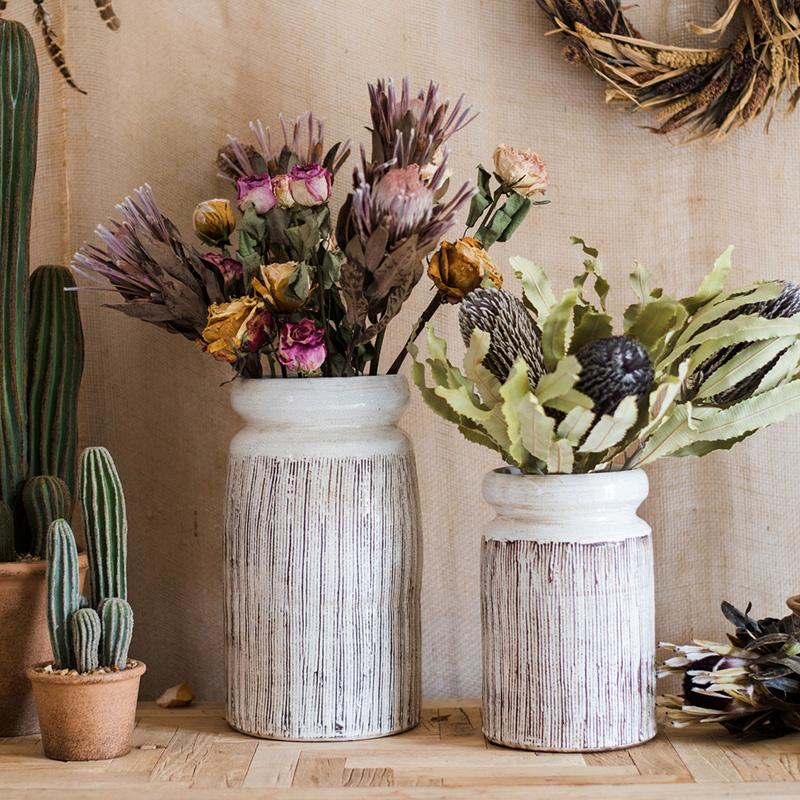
(370, 165), (433, 241)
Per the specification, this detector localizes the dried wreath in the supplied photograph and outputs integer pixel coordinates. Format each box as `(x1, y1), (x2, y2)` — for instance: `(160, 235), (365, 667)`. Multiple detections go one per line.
(536, 0), (800, 141)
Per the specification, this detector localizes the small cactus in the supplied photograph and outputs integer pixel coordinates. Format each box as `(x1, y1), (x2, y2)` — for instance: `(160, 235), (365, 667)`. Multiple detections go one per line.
(80, 447), (127, 604)
(0, 501), (14, 562)
(70, 608), (100, 673)
(22, 475), (71, 559)
(99, 597), (133, 669)
(46, 519), (82, 669)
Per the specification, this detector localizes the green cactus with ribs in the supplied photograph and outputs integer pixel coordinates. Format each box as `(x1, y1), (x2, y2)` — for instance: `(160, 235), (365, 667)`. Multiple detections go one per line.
(0, 19), (84, 561)
(47, 448), (134, 673)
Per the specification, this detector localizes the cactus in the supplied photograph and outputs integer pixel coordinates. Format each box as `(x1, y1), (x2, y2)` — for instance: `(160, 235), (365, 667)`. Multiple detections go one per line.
(0, 501), (14, 562)
(0, 21), (38, 547)
(22, 475), (71, 559)
(27, 266), (85, 495)
(80, 447), (127, 604)
(46, 519), (82, 669)
(70, 608), (100, 673)
(99, 597), (133, 669)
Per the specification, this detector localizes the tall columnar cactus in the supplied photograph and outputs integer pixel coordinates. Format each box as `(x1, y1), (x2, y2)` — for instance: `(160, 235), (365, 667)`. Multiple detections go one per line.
(0, 501), (14, 562)
(0, 21), (38, 543)
(28, 265), (85, 494)
(22, 475), (71, 559)
(80, 447), (127, 604)
(70, 608), (101, 673)
(46, 519), (82, 670)
(99, 598), (134, 670)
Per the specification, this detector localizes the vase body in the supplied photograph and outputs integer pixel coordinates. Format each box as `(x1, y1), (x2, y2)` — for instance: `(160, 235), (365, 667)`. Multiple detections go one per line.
(0, 555), (88, 736)
(480, 468), (655, 752)
(224, 375), (422, 740)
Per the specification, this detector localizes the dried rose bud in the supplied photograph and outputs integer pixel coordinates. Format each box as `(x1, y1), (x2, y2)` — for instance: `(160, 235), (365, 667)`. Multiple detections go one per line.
(236, 174), (277, 214)
(193, 199), (235, 245)
(201, 296), (270, 363)
(493, 144), (548, 198)
(277, 318), (326, 374)
(271, 174), (295, 209)
(428, 237), (502, 303)
(288, 163), (332, 206)
(252, 261), (306, 314)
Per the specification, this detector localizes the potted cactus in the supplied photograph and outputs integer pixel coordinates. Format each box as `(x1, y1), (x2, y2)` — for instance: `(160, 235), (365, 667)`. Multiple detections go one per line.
(27, 447), (145, 762)
(0, 19), (86, 736)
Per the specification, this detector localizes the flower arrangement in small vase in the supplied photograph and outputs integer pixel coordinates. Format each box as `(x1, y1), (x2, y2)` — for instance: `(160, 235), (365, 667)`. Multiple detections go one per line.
(27, 447), (144, 762)
(413, 239), (800, 752)
(71, 78), (548, 741)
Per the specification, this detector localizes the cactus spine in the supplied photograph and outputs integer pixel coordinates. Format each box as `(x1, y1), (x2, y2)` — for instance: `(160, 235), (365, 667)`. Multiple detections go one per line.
(99, 598), (133, 669)
(70, 608), (100, 673)
(80, 447), (127, 604)
(28, 266), (85, 495)
(0, 501), (13, 562)
(46, 519), (81, 669)
(0, 21), (38, 546)
(22, 475), (71, 559)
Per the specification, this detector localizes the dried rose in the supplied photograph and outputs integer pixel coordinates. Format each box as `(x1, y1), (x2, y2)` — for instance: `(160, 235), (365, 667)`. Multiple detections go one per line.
(236, 173), (277, 214)
(492, 145), (548, 198)
(252, 261), (306, 313)
(419, 146), (450, 185)
(193, 199), (236, 245)
(271, 174), (295, 209)
(288, 163), (331, 206)
(428, 237), (503, 303)
(201, 252), (243, 288)
(277, 318), (326, 374)
(371, 165), (433, 242)
(202, 296), (272, 363)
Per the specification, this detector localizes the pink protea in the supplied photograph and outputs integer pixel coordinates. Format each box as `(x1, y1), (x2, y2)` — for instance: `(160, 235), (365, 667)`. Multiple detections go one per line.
(277, 318), (326, 374)
(370, 165), (434, 243)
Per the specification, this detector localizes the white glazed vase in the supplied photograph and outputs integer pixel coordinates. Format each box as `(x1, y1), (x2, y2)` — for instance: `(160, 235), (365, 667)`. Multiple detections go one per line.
(481, 468), (656, 752)
(224, 375), (422, 740)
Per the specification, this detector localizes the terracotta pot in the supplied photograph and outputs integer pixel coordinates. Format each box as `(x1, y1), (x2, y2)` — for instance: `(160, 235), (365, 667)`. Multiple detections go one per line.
(0, 554), (88, 736)
(27, 660), (145, 761)
(788, 595), (800, 615)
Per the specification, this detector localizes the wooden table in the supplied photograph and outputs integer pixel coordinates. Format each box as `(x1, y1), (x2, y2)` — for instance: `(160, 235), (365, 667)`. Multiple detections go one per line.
(2, 701), (800, 798)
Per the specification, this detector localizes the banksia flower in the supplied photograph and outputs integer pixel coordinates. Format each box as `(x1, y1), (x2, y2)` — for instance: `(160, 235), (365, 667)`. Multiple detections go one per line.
(459, 288), (544, 385)
(575, 336), (654, 416)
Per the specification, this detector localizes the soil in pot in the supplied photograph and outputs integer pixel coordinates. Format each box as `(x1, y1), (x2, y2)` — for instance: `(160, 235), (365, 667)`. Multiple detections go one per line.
(27, 660), (146, 761)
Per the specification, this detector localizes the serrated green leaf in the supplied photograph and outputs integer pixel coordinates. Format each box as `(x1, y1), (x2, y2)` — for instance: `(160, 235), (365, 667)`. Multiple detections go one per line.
(633, 404), (697, 465)
(544, 389), (594, 413)
(466, 165), (492, 227)
(536, 356), (581, 404)
(670, 433), (752, 458)
(510, 255), (555, 323)
(541, 288), (582, 371)
(630, 261), (652, 304)
(681, 246), (733, 314)
(578, 395), (639, 453)
(626, 299), (680, 353)
(547, 439), (574, 474)
(754, 341), (800, 394)
(556, 406), (595, 445)
(694, 338), (795, 401)
(500, 359), (534, 466)
(518, 393), (556, 463)
(464, 329), (501, 404)
(569, 310), (614, 354)
(570, 236), (599, 258)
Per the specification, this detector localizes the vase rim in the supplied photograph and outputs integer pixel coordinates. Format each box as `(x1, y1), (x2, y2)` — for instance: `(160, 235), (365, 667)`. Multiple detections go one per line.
(489, 466), (646, 480)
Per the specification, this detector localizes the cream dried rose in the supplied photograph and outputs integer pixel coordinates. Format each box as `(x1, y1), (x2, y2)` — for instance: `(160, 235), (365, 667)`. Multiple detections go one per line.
(493, 145), (548, 198)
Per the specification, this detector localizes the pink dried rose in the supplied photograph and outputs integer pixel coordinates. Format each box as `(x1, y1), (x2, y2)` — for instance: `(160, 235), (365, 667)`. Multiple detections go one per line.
(271, 174), (295, 209)
(201, 252), (243, 287)
(241, 307), (273, 353)
(288, 164), (331, 206)
(492, 145), (548, 198)
(277, 318), (326, 373)
(236, 173), (277, 214)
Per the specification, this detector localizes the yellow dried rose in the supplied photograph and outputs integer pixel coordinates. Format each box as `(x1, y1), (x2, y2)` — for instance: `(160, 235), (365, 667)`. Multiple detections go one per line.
(193, 199), (236, 245)
(428, 237), (503, 303)
(202, 296), (270, 363)
(252, 261), (306, 313)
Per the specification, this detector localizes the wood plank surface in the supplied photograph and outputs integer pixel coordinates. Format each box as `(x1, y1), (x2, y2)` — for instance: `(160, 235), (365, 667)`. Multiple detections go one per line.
(1, 701), (799, 799)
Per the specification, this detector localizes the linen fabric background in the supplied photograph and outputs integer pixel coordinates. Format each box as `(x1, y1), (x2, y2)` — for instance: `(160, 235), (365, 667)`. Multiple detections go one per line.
(9, 0), (800, 700)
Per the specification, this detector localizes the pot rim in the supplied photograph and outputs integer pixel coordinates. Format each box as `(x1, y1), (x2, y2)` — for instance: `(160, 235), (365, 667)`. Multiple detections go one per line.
(234, 374), (408, 388)
(27, 659), (146, 686)
(488, 466), (646, 481)
(0, 551), (88, 578)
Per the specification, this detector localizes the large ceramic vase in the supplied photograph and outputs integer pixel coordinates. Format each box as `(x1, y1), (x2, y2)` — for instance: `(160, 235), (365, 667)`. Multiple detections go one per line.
(0, 555), (88, 736)
(224, 375), (422, 740)
(481, 468), (655, 752)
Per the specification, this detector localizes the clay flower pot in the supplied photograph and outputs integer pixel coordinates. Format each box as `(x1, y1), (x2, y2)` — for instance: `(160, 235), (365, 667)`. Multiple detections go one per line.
(0, 555), (88, 736)
(27, 660), (146, 761)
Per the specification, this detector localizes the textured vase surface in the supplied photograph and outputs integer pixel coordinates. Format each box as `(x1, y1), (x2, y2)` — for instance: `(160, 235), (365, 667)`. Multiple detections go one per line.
(481, 468), (655, 752)
(224, 375), (422, 740)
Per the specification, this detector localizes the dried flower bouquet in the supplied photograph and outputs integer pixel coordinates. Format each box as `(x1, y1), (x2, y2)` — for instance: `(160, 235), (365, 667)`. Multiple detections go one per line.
(413, 241), (800, 473)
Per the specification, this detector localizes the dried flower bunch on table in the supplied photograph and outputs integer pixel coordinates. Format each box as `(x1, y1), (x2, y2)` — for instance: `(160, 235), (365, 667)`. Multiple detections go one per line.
(73, 78), (549, 378)
(659, 601), (800, 737)
(536, 0), (800, 141)
(413, 240), (800, 473)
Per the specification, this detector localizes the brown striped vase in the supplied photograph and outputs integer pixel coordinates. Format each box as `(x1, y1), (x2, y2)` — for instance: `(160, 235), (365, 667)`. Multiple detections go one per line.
(224, 375), (422, 740)
(480, 468), (656, 752)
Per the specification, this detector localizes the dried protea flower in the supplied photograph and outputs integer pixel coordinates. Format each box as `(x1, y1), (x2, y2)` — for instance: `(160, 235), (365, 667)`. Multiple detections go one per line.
(575, 336), (654, 416)
(459, 288), (543, 385)
(690, 281), (800, 406)
(659, 602), (800, 737)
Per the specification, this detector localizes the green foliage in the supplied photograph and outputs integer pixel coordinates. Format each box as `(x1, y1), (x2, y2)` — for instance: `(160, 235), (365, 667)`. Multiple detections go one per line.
(46, 520), (82, 670)
(99, 597), (133, 670)
(70, 608), (100, 674)
(413, 240), (800, 473)
(22, 475), (71, 560)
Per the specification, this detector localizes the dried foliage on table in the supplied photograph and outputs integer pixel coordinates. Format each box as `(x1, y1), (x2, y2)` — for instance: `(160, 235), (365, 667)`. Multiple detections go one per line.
(0, 1), (121, 94)
(72, 78), (549, 378)
(413, 239), (800, 473)
(536, 0), (800, 141)
(659, 601), (800, 737)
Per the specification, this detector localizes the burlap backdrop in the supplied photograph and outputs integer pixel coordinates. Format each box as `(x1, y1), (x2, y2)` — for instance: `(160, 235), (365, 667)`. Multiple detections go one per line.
(9, 0), (800, 700)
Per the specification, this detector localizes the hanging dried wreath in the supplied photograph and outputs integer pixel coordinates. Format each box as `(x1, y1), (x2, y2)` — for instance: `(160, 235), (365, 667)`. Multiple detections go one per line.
(536, 0), (800, 141)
